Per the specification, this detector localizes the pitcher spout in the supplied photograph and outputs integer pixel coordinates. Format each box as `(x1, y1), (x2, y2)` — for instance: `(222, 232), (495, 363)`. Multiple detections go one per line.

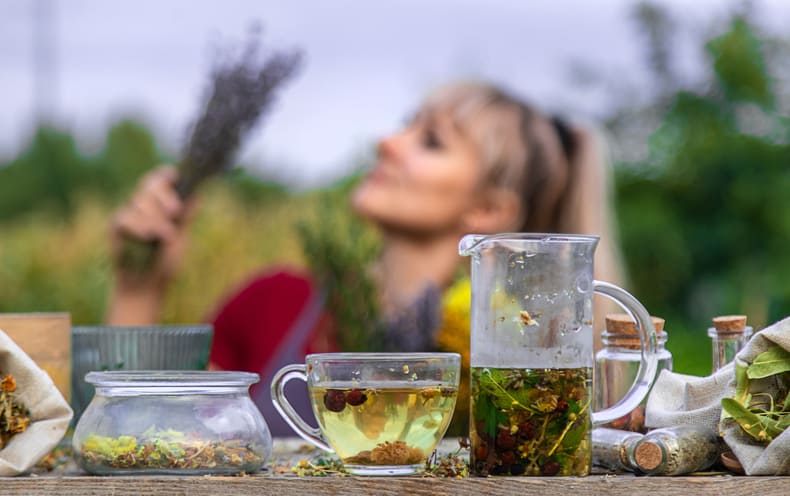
(458, 234), (488, 256)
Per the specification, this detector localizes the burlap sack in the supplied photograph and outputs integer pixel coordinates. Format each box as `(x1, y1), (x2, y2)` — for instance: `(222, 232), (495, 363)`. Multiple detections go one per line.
(645, 316), (790, 475)
(0, 328), (72, 476)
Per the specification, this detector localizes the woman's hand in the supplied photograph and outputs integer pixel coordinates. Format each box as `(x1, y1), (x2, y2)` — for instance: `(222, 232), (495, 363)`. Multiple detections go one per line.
(107, 166), (196, 324)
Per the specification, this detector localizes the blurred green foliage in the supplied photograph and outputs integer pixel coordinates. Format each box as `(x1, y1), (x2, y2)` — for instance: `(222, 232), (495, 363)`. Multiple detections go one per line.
(0, 119), (305, 326)
(614, 16), (790, 374)
(297, 174), (382, 352)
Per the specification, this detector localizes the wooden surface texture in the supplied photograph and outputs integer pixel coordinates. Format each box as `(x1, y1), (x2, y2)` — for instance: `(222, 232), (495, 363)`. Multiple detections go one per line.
(1, 437), (785, 496)
(0, 473), (785, 496)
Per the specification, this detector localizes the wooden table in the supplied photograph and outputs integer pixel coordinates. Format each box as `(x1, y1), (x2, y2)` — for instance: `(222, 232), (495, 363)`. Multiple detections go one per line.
(1, 439), (784, 496)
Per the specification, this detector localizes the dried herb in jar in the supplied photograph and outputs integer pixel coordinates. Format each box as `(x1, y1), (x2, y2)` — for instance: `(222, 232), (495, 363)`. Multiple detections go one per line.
(632, 426), (720, 475)
(78, 430), (265, 472)
(591, 427), (642, 472)
(0, 372), (31, 449)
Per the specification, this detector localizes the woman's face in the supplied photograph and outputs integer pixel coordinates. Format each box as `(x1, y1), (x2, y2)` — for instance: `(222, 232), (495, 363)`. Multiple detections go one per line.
(352, 110), (484, 236)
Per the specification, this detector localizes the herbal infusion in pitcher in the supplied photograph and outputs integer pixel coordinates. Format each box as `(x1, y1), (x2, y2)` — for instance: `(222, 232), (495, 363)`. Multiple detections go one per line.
(470, 367), (591, 476)
(311, 382), (458, 468)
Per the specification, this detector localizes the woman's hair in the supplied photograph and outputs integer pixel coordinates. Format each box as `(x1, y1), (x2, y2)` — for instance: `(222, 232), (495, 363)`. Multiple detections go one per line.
(422, 82), (626, 288)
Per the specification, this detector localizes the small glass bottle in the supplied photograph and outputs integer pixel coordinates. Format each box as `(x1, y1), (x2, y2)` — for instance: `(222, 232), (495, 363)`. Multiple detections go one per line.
(594, 314), (673, 432)
(630, 426), (720, 475)
(708, 315), (753, 372)
(592, 427), (643, 472)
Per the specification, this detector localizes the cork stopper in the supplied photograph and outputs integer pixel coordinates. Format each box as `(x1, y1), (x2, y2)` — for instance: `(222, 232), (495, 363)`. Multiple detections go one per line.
(604, 314), (666, 350)
(605, 314), (665, 335)
(712, 315), (747, 333)
(633, 440), (664, 472)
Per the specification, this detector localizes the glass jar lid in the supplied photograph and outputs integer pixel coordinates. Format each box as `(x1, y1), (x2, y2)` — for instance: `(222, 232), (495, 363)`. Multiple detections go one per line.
(85, 371), (259, 396)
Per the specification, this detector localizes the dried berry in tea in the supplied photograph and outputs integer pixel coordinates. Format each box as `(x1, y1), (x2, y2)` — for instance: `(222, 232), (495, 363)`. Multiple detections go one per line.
(323, 389), (347, 412)
(345, 389), (367, 406)
(470, 367), (592, 476)
(312, 384), (458, 469)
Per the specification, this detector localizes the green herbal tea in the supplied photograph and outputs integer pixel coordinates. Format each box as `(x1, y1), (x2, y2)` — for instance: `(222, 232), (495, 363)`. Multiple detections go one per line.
(470, 367), (592, 476)
(311, 382), (458, 467)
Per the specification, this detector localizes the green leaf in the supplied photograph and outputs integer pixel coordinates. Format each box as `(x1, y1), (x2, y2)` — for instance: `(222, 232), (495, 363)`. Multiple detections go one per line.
(733, 363), (751, 405)
(721, 397), (771, 443)
(747, 346), (790, 379)
(560, 423), (586, 452)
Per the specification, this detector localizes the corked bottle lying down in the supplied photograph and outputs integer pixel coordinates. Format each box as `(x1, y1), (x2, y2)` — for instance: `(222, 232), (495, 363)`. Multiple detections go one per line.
(592, 427), (643, 472)
(593, 425), (721, 475)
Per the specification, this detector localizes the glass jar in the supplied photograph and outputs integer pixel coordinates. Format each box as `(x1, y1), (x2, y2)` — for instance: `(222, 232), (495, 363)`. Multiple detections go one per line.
(72, 371), (272, 475)
(592, 427), (643, 472)
(630, 426), (720, 475)
(594, 314), (673, 432)
(708, 315), (753, 372)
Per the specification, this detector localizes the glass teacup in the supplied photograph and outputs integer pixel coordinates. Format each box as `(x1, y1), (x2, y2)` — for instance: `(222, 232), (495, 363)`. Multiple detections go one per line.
(271, 352), (461, 475)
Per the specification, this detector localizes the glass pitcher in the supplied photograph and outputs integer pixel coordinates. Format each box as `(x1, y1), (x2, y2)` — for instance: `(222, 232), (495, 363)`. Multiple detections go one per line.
(459, 233), (658, 476)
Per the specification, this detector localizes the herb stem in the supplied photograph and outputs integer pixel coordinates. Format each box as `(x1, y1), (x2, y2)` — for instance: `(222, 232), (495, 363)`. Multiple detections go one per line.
(547, 398), (589, 456)
(483, 369), (534, 413)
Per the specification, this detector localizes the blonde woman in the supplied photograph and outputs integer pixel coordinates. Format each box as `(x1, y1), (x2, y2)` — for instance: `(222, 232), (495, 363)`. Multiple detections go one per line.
(107, 82), (624, 434)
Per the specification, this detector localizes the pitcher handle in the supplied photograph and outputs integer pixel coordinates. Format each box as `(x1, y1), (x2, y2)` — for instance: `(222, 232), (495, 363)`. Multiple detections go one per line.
(270, 363), (333, 452)
(591, 281), (659, 425)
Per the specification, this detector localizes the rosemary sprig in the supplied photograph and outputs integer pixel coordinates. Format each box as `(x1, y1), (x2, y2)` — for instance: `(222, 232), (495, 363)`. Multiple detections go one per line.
(120, 29), (302, 272)
(296, 188), (383, 351)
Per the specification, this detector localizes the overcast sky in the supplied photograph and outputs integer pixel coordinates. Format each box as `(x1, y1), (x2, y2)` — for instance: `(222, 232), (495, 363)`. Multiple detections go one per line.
(1, 0), (787, 186)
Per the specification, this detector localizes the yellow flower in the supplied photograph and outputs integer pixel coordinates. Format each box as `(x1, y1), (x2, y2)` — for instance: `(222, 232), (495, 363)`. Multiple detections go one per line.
(435, 276), (471, 369)
(435, 276), (471, 435)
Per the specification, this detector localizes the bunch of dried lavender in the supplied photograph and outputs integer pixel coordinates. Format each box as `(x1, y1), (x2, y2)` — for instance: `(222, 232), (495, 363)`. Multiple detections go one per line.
(120, 30), (302, 272)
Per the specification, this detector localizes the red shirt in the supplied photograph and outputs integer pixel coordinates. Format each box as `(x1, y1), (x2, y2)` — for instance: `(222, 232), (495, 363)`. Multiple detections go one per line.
(209, 268), (337, 436)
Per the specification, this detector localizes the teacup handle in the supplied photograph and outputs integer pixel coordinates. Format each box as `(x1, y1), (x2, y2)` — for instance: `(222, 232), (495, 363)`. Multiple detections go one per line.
(270, 364), (333, 452)
(591, 280), (659, 425)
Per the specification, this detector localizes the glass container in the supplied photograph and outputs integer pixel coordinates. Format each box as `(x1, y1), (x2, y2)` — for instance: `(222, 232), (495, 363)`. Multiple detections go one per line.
(595, 314), (673, 432)
(630, 425), (720, 475)
(71, 325), (213, 423)
(459, 233), (658, 477)
(708, 315), (753, 372)
(272, 352), (460, 476)
(73, 371), (271, 475)
(591, 427), (643, 472)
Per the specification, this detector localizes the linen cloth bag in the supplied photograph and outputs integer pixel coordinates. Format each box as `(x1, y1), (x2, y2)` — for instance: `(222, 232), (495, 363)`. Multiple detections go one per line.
(645, 316), (790, 475)
(0, 328), (72, 476)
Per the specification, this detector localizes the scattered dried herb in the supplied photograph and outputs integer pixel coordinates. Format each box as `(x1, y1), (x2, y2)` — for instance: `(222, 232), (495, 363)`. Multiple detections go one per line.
(78, 430), (265, 473)
(0, 372), (31, 449)
(33, 445), (73, 473)
(470, 367), (591, 476)
(721, 344), (790, 444)
(120, 27), (302, 272)
(287, 456), (348, 477)
(424, 439), (470, 478)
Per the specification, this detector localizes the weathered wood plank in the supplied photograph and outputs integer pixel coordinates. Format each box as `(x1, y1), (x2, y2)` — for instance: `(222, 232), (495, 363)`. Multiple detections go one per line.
(2, 439), (781, 495)
(0, 474), (785, 496)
